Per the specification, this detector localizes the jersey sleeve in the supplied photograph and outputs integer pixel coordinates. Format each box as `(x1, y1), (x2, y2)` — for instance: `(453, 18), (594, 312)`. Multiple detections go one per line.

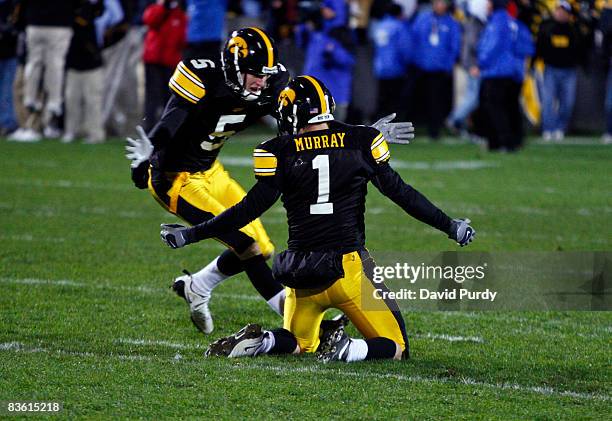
(253, 138), (284, 189)
(355, 125), (390, 167)
(370, 131), (391, 164)
(253, 146), (278, 178)
(168, 61), (206, 104)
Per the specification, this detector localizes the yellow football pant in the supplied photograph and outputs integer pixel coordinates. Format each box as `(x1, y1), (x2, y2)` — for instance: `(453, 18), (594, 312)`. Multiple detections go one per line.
(284, 251), (407, 353)
(148, 160), (274, 257)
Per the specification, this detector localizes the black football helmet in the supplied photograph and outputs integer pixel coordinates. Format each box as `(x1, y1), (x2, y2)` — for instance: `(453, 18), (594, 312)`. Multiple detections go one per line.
(222, 27), (280, 101)
(277, 75), (336, 135)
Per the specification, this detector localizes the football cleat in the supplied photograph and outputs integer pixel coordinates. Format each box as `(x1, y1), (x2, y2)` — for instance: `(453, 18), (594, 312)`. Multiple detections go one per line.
(316, 324), (351, 363)
(205, 323), (265, 358)
(171, 269), (214, 334)
(319, 314), (350, 341)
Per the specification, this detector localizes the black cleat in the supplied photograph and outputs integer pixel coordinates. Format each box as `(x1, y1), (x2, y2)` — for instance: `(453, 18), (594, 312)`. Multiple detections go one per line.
(319, 314), (350, 341)
(170, 269), (189, 300)
(205, 324), (265, 358)
(316, 324), (351, 363)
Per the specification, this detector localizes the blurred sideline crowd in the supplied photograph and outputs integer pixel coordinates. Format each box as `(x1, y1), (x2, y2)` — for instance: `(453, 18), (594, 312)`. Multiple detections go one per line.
(1, 0), (611, 151)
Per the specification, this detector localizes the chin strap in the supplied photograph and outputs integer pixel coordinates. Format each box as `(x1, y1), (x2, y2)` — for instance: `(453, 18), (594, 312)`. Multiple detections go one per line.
(241, 89), (261, 101)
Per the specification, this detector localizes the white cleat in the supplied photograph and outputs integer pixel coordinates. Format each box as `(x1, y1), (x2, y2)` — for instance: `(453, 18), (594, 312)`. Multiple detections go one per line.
(171, 270), (214, 334)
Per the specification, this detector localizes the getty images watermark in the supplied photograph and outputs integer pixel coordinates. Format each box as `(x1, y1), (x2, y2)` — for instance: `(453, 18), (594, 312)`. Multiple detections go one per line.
(371, 262), (497, 302)
(363, 252), (611, 311)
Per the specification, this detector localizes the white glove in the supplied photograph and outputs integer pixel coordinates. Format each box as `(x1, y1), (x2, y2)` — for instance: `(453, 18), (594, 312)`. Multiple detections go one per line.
(372, 113), (415, 145)
(126, 126), (154, 169)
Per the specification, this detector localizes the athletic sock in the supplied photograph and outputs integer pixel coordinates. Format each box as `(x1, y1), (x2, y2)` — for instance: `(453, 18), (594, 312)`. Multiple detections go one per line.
(189, 256), (229, 297)
(266, 289), (286, 316)
(345, 339), (368, 362)
(216, 249), (244, 276)
(254, 330), (275, 355)
(267, 328), (298, 354)
(364, 337), (397, 360)
(241, 255), (285, 314)
(190, 249), (248, 297)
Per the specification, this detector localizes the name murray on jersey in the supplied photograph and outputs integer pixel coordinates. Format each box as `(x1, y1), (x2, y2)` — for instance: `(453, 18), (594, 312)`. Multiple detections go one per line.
(293, 132), (346, 152)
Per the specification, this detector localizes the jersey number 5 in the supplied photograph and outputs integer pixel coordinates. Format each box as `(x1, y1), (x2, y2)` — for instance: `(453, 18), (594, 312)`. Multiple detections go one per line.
(201, 114), (247, 151)
(310, 155), (334, 215)
(191, 59), (215, 69)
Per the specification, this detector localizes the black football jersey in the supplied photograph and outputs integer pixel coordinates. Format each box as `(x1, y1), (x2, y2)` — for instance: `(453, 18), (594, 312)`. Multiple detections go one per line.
(153, 57), (290, 172)
(253, 121), (391, 251)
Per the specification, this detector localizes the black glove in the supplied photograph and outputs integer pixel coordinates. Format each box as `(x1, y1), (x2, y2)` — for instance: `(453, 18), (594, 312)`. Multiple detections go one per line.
(130, 160), (150, 189)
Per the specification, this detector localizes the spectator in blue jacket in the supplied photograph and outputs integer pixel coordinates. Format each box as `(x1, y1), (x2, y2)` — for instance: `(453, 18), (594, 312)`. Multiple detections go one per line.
(95, 0), (124, 47)
(300, 25), (356, 121)
(370, 3), (412, 119)
(411, 0), (461, 139)
(0, 0), (18, 136)
(321, 0), (349, 32)
(478, 0), (534, 151)
(183, 0), (227, 59)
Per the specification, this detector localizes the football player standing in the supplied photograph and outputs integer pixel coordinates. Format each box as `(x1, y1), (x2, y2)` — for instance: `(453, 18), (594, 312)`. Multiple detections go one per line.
(126, 27), (290, 335)
(160, 76), (475, 362)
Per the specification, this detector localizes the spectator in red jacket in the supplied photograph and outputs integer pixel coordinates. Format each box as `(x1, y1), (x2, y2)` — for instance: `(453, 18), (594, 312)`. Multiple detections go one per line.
(142, 0), (186, 131)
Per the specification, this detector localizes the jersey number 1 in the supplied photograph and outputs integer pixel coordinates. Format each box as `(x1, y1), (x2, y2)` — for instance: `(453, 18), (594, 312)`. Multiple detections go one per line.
(310, 155), (334, 215)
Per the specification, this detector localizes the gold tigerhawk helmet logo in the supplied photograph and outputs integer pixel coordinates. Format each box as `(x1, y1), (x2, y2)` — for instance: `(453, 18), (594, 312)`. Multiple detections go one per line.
(228, 36), (249, 58)
(279, 88), (296, 107)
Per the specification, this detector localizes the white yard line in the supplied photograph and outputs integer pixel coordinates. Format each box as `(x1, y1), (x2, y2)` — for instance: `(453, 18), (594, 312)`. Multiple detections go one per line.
(1, 277), (609, 334)
(0, 234), (67, 243)
(241, 364), (611, 402)
(401, 225), (610, 245)
(0, 341), (151, 361)
(1, 341), (608, 402)
(363, 201), (611, 219)
(0, 203), (165, 220)
(437, 138), (609, 146)
(221, 156), (499, 171)
(0, 231), (225, 249)
(116, 333), (483, 350)
(530, 139), (609, 146)
(0, 277), (260, 301)
(415, 333), (484, 343)
(0, 178), (131, 191)
(116, 338), (203, 350)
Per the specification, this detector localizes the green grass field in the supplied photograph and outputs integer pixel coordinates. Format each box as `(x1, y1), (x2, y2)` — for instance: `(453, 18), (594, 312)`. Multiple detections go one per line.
(0, 132), (610, 419)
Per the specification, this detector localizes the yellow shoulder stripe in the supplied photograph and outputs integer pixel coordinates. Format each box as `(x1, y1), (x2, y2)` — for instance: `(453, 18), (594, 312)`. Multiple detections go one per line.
(253, 148), (277, 176)
(371, 134), (390, 163)
(169, 61), (205, 104)
(178, 61), (202, 85)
